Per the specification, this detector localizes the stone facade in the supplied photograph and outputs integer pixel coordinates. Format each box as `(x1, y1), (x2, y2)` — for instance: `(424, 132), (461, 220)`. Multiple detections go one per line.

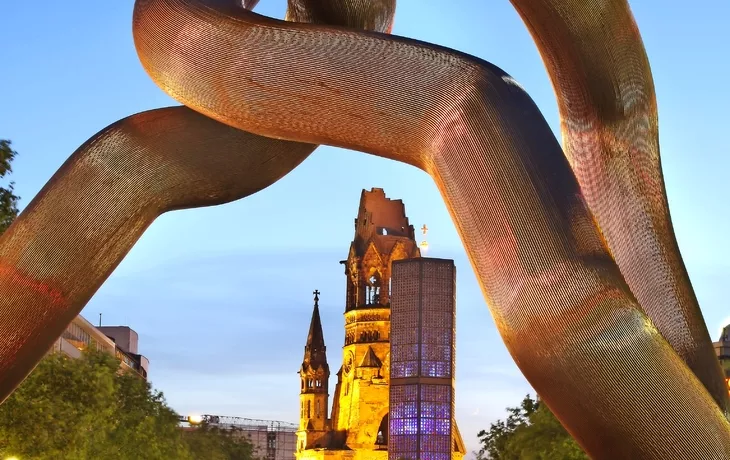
(296, 189), (465, 460)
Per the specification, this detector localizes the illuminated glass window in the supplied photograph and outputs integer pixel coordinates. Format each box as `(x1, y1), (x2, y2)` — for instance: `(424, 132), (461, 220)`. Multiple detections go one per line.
(390, 259), (456, 460)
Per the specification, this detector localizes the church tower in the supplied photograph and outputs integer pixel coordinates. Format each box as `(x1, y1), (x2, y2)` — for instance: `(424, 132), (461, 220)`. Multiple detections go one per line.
(297, 290), (330, 451)
(330, 188), (421, 451)
(295, 188), (467, 460)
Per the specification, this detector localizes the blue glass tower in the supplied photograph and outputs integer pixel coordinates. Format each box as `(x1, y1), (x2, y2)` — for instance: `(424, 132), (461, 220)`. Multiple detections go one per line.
(389, 258), (455, 460)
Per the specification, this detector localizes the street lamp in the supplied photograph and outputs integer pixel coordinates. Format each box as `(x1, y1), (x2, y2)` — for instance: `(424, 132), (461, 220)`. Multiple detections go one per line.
(187, 414), (204, 425)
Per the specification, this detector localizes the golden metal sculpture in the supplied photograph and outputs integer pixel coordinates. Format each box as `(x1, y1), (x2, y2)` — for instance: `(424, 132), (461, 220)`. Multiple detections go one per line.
(0, 0), (385, 415)
(0, 0), (728, 458)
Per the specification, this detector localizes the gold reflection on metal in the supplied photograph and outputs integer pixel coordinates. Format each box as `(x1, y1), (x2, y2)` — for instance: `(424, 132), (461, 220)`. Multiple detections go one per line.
(0, 0), (728, 458)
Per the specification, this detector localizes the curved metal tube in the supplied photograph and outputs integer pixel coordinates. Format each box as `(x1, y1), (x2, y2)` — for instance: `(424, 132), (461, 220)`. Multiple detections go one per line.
(0, 107), (315, 398)
(0, 0), (726, 458)
(0, 0), (392, 407)
(509, 0), (728, 411)
(131, 0), (730, 457)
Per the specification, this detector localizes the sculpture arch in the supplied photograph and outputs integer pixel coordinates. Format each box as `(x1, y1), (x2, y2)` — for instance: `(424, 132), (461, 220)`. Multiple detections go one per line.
(0, 0), (728, 458)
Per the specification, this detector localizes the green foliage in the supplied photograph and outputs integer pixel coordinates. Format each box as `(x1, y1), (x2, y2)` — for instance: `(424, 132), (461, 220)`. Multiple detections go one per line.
(104, 370), (190, 460)
(0, 143), (253, 458)
(183, 425), (257, 460)
(0, 139), (20, 234)
(0, 348), (255, 460)
(0, 350), (120, 459)
(475, 395), (588, 460)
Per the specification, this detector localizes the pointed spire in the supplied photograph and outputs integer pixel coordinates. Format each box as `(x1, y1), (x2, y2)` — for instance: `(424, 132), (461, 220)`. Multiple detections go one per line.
(303, 290), (328, 372)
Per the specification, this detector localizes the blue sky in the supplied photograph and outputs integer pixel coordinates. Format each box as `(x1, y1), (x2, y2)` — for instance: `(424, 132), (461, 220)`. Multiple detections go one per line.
(1, 0), (729, 456)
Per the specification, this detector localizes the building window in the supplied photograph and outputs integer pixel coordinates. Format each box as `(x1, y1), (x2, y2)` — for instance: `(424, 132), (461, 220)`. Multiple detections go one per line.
(307, 400), (311, 419)
(316, 400), (320, 418)
(377, 414), (389, 445)
(367, 274), (382, 305)
(62, 322), (92, 349)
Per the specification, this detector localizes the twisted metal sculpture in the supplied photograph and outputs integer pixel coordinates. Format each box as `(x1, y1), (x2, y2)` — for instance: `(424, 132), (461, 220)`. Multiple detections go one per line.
(1, 0), (728, 457)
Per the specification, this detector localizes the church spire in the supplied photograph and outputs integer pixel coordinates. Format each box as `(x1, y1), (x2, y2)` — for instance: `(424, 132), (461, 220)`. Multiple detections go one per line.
(303, 290), (328, 372)
(298, 291), (330, 442)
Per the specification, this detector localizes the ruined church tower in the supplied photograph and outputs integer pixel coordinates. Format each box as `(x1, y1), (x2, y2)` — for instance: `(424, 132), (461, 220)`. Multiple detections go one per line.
(296, 188), (466, 460)
(330, 188), (421, 452)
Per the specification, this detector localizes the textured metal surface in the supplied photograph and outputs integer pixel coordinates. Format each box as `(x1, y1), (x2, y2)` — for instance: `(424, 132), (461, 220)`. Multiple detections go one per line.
(0, 0), (391, 411)
(510, 0), (729, 414)
(0, 106), (315, 397)
(130, 1), (730, 457)
(1, 0), (728, 458)
(286, 0), (395, 33)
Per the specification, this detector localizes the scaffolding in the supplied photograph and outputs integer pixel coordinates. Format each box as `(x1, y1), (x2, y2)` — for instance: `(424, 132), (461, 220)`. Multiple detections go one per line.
(180, 414), (298, 460)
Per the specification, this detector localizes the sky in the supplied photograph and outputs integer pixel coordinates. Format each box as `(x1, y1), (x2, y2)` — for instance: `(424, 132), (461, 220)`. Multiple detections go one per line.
(1, 0), (729, 457)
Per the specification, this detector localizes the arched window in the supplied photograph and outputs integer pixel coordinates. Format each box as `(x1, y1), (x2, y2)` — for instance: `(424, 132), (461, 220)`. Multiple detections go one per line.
(315, 400), (320, 417)
(367, 274), (382, 305)
(376, 413), (389, 445)
(307, 400), (311, 419)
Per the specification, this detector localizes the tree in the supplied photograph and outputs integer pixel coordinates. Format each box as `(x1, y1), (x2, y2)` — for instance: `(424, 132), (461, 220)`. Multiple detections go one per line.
(0, 349), (119, 459)
(0, 139), (20, 234)
(104, 370), (191, 460)
(0, 143), (256, 458)
(0, 348), (189, 459)
(0, 348), (255, 459)
(476, 395), (588, 460)
(183, 425), (257, 460)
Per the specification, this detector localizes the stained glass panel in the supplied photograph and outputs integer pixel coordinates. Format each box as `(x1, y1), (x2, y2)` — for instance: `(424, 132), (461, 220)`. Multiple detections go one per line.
(389, 259), (456, 460)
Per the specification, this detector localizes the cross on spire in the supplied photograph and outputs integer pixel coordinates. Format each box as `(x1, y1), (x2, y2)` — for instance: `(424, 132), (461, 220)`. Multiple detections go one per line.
(313, 289), (320, 306)
(420, 224), (430, 253)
